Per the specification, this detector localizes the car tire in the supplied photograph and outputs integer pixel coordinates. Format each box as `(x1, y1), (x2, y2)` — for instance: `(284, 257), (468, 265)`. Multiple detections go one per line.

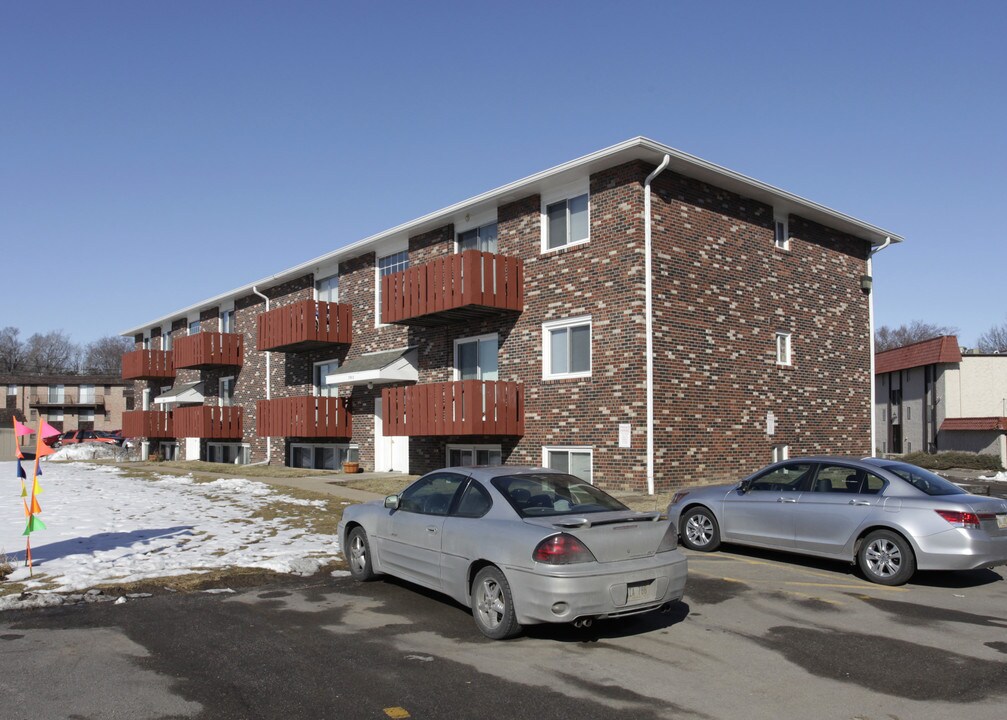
(471, 566), (521, 640)
(346, 527), (377, 581)
(679, 506), (721, 552)
(857, 529), (915, 586)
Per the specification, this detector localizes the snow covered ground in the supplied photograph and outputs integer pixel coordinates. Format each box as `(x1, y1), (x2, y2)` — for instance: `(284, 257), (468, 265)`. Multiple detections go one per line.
(1, 461), (343, 607)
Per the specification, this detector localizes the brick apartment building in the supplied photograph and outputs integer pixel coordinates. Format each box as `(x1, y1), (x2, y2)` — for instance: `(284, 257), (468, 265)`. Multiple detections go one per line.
(3, 373), (131, 440)
(121, 137), (901, 492)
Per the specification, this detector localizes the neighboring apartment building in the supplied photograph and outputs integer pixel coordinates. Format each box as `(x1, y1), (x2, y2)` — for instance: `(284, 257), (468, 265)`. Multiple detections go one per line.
(3, 374), (132, 443)
(121, 137), (901, 492)
(875, 336), (1007, 466)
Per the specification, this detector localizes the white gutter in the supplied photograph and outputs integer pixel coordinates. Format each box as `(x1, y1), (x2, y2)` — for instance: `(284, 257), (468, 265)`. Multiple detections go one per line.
(644, 155), (670, 495)
(249, 286), (272, 466)
(867, 237), (893, 456)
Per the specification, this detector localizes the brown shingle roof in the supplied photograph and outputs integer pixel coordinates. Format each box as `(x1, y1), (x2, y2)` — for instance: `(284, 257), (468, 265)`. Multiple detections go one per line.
(940, 417), (1007, 432)
(875, 336), (961, 375)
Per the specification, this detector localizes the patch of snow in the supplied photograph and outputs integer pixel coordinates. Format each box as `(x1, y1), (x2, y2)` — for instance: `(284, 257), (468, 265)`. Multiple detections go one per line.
(978, 471), (1007, 482)
(49, 444), (131, 462)
(1, 461), (342, 600)
(330, 570), (351, 578)
(202, 588), (235, 595)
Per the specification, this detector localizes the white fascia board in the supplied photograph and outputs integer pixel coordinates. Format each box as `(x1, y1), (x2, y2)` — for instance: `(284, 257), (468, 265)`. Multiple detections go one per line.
(121, 136), (903, 336)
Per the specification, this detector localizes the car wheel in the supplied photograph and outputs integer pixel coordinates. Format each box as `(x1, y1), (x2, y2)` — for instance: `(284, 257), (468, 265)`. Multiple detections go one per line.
(679, 507), (721, 551)
(858, 530), (915, 586)
(471, 566), (521, 640)
(346, 527), (377, 581)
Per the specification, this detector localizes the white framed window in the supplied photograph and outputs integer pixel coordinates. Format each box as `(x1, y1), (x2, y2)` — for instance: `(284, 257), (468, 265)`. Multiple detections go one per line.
(774, 214), (789, 251)
(776, 332), (792, 366)
(48, 384), (65, 403)
(162, 328), (173, 351)
(158, 441), (180, 461)
(772, 444), (790, 463)
(48, 409), (64, 422)
(142, 334), (151, 350)
(142, 388), (151, 411)
(454, 333), (499, 381)
(7, 384), (16, 396)
(79, 409), (95, 422)
(313, 359), (340, 397)
(220, 308), (235, 333)
(542, 187), (589, 252)
(208, 442), (250, 465)
(290, 443), (358, 470)
(457, 222), (498, 254)
(543, 316), (591, 379)
(188, 319), (200, 335)
(219, 376), (235, 407)
(79, 384), (95, 403)
(376, 249), (410, 326)
(543, 446), (593, 484)
(447, 444), (502, 467)
(316, 274), (339, 303)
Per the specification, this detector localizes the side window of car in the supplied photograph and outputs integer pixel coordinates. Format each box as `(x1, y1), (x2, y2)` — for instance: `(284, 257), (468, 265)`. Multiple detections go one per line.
(861, 473), (886, 495)
(453, 481), (492, 518)
(749, 463), (813, 492)
(398, 472), (466, 516)
(811, 465), (864, 493)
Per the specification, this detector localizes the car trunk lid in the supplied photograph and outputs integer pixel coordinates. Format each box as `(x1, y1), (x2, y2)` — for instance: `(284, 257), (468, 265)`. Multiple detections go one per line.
(966, 497), (1007, 536)
(523, 511), (669, 562)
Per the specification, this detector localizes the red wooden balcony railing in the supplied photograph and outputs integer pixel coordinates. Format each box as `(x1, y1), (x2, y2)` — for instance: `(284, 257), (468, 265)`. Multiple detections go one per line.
(172, 405), (243, 438)
(257, 300), (352, 352)
(122, 410), (174, 439)
(381, 250), (523, 326)
(382, 380), (524, 436)
(173, 333), (243, 369)
(122, 349), (176, 380)
(256, 396), (351, 438)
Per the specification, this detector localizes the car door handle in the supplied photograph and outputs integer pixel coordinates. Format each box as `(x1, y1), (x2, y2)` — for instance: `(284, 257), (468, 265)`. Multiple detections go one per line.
(849, 500), (871, 506)
(426, 526), (439, 534)
(777, 497), (797, 503)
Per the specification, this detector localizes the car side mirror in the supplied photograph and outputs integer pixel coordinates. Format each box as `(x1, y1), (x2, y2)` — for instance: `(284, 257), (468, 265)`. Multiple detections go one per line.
(384, 494), (400, 510)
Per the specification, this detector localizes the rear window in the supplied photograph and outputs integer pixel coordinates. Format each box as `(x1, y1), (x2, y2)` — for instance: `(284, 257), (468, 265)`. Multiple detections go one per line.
(878, 463), (966, 496)
(492, 472), (628, 517)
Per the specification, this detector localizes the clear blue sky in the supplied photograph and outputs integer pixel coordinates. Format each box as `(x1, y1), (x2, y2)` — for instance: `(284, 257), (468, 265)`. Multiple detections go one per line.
(3, 1), (1004, 347)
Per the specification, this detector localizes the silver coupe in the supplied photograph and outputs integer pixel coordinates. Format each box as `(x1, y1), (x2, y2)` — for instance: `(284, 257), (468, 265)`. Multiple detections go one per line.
(338, 466), (688, 639)
(667, 456), (1007, 585)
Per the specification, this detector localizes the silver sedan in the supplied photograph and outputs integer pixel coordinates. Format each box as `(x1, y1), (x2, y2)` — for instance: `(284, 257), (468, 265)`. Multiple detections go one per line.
(667, 456), (1007, 585)
(338, 466), (688, 639)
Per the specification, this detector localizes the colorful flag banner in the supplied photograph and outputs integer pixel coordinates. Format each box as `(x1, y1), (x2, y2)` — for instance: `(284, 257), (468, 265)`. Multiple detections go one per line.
(13, 418), (35, 437)
(40, 421), (61, 439)
(16, 459), (26, 479)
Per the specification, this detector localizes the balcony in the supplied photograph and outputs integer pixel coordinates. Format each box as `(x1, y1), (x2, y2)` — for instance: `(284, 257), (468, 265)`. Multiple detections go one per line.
(122, 410), (174, 439)
(173, 333), (243, 369)
(30, 393), (107, 409)
(381, 250), (523, 327)
(256, 396), (351, 438)
(173, 405), (243, 438)
(382, 380), (524, 436)
(122, 349), (176, 380)
(257, 300), (352, 352)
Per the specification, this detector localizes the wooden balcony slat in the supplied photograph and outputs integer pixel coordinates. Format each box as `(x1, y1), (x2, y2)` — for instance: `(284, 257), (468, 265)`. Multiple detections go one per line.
(122, 410), (174, 438)
(122, 350), (176, 380)
(173, 406), (243, 438)
(257, 301), (352, 352)
(256, 396), (351, 438)
(380, 381), (524, 437)
(174, 333), (244, 369)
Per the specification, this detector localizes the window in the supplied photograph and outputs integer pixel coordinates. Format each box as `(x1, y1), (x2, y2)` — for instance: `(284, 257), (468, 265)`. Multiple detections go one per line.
(162, 332), (172, 351)
(906, 406), (912, 420)
(48, 409), (64, 422)
(208, 443), (250, 465)
(313, 360), (340, 397)
(776, 332), (792, 365)
(543, 317), (591, 379)
(142, 335), (151, 350)
(48, 384), (65, 403)
(447, 444), (502, 467)
(543, 447), (593, 484)
(455, 482), (493, 518)
(398, 472), (467, 515)
(748, 463), (812, 492)
(220, 309), (235, 333)
(376, 250), (409, 325)
(219, 377), (235, 407)
(79, 409), (95, 422)
(7, 385), (16, 396)
(774, 215), (789, 250)
(188, 319), (200, 335)
(772, 444), (789, 463)
(454, 334), (498, 381)
(811, 464), (864, 493)
(905, 440), (911, 452)
(457, 222), (498, 254)
(157, 442), (179, 461)
(290, 443), (357, 470)
(142, 388), (151, 411)
(79, 384), (95, 403)
(316, 274), (339, 303)
(544, 193), (589, 251)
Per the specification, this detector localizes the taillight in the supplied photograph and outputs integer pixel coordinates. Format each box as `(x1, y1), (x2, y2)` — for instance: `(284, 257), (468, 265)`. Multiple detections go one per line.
(533, 534), (597, 564)
(657, 523), (678, 553)
(935, 509), (981, 529)
(669, 491), (689, 506)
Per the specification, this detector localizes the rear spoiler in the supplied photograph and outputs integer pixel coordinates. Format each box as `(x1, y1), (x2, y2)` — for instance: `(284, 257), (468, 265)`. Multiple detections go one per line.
(552, 511), (662, 529)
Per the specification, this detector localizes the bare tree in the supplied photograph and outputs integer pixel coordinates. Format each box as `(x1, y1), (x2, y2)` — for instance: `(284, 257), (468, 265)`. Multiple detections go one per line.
(83, 335), (133, 374)
(24, 330), (80, 374)
(977, 319), (1007, 354)
(875, 320), (957, 353)
(0, 326), (25, 372)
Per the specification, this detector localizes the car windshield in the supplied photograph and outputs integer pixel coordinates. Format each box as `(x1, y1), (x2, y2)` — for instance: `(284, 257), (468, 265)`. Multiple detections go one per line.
(878, 462), (967, 496)
(491, 472), (629, 517)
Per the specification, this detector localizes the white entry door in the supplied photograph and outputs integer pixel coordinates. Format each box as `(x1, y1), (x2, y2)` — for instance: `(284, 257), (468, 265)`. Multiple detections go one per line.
(373, 397), (409, 473)
(184, 437), (201, 461)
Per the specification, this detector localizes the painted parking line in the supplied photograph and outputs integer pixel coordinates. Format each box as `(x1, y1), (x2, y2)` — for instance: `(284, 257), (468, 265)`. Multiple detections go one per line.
(687, 562), (908, 593)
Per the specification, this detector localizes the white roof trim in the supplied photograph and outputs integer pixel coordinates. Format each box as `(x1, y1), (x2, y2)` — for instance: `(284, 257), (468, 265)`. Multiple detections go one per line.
(154, 381), (204, 405)
(327, 351), (418, 387)
(122, 136), (903, 336)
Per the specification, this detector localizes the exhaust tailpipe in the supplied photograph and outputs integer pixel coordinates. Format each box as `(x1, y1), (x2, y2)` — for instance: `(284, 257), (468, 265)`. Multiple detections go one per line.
(573, 617), (594, 629)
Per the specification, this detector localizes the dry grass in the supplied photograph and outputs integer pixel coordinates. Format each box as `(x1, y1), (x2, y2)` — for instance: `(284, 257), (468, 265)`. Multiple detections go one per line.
(342, 477), (413, 496)
(129, 460), (331, 478)
(617, 492), (677, 514)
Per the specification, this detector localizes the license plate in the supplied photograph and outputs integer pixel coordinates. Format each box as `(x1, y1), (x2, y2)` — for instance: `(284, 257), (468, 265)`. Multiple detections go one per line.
(627, 580), (656, 605)
(997, 514), (1007, 529)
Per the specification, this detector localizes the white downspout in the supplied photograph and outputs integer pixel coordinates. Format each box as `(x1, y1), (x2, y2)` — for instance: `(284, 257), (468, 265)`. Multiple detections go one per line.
(250, 286), (272, 465)
(867, 237), (893, 457)
(645, 155), (670, 495)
